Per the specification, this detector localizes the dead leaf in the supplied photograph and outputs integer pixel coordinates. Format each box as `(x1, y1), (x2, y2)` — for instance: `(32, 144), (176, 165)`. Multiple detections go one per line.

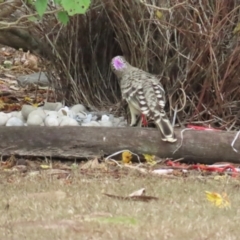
(81, 158), (103, 170)
(143, 154), (156, 164)
(122, 151), (132, 164)
(12, 165), (27, 172)
(205, 191), (231, 209)
(3, 73), (16, 79)
(40, 164), (51, 169)
(103, 193), (158, 202)
(233, 23), (240, 34)
(129, 188), (146, 197)
(0, 98), (5, 109)
(104, 188), (158, 202)
(1, 155), (17, 169)
(21, 51), (39, 71)
(9, 85), (19, 91)
(155, 10), (163, 19)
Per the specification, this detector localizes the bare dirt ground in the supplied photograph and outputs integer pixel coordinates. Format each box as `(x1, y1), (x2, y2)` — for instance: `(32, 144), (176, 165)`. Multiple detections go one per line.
(0, 47), (239, 240)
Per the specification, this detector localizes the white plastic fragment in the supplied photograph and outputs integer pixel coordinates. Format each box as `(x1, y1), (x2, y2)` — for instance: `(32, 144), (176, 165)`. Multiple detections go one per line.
(231, 130), (240, 153)
(152, 169), (174, 175)
(82, 121), (100, 127)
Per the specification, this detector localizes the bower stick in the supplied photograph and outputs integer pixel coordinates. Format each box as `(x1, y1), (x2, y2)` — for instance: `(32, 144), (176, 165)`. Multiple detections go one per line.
(0, 126), (240, 164)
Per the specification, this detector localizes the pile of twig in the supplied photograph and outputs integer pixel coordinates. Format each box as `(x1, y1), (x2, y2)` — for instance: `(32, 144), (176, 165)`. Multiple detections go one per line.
(101, 0), (240, 130)
(3, 0), (240, 130)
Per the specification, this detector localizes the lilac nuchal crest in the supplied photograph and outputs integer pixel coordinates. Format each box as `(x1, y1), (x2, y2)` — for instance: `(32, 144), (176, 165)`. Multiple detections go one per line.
(111, 56), (177, 143)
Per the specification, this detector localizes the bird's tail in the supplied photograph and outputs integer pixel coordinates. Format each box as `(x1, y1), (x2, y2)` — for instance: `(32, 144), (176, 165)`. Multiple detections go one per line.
(155, 114), (177, 143)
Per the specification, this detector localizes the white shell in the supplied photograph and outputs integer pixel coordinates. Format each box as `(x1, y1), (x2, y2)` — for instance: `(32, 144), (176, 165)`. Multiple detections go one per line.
(43, 101), (63, 111)
(0, 112), (11, 126)
(6, 117), (25, 126)
(28, 109), (47, 120)
(71, 104), (87, 113)
(59, 116), (79, 126)
(44, 115), (60, 126)
(58, 107), (75, 118)
(82, 121), (100, 127)
(21, 105), (37, 120)
(27, 114), (44, 126)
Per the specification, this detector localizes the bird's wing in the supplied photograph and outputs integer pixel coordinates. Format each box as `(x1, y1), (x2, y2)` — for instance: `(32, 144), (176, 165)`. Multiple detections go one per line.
(121, 70), (166, 114)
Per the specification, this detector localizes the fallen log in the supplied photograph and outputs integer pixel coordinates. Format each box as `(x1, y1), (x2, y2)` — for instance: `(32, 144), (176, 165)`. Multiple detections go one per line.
(0, 126), (239, 163)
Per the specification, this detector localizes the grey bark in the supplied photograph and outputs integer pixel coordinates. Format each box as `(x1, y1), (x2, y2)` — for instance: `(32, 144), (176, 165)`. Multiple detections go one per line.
(0, 126), (239, 163)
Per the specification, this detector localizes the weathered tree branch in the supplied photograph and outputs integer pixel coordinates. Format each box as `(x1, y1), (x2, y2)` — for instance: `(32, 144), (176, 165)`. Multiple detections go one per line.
(0, 126), (239, 164)
(0, 0), (22, 19)
(0, 28), (52, 58)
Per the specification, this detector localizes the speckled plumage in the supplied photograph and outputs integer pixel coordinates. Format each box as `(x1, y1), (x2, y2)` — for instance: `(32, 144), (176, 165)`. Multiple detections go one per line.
(111, 56), (176, 143)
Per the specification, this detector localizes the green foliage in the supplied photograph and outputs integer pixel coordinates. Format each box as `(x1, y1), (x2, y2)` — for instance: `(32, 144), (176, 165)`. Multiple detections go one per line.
(35, 0), (48, 17)
(61, 0), (91, 16)
(57, 11), (69, 25)
(34, 0), (90, 24)
(28, 16), (39, 22)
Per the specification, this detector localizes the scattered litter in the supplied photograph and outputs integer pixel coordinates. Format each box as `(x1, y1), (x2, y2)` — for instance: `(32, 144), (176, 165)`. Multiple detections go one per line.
(166, 160), (238, 177)
(187, 125), (219, 131)
(231, 130), (240, 153)
(105, 149), (141, 163)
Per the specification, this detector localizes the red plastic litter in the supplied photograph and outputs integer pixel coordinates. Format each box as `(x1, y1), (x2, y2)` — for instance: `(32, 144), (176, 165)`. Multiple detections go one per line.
(187, 125), (219, 131)
(166, 160), (238, 177)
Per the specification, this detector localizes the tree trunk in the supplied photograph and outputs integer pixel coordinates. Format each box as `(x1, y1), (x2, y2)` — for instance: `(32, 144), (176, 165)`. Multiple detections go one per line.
(0, 126), (239, 163)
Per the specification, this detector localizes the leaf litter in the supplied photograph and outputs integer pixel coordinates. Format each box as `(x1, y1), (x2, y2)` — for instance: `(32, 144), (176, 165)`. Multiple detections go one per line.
(0, 46), (56, 112)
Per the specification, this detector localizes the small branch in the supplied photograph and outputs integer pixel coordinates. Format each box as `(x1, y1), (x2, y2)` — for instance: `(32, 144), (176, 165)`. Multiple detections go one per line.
(0, 8), (61, 29)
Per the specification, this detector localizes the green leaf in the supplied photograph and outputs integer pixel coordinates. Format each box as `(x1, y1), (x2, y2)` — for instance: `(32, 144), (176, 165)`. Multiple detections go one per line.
(28, 16), (38, 22)
(61, 0), (90, 16)
(35, 0), (48, 17)
(57, 11), (69, 25)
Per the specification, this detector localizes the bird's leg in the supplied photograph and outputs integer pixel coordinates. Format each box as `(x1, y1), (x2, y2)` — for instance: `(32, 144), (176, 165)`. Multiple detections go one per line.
(132, 114), (142, 127)
(128, 102), (141, 127)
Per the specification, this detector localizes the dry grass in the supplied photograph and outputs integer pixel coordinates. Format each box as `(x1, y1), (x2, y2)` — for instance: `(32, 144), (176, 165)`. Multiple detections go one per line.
(0, 169), (240, 240)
